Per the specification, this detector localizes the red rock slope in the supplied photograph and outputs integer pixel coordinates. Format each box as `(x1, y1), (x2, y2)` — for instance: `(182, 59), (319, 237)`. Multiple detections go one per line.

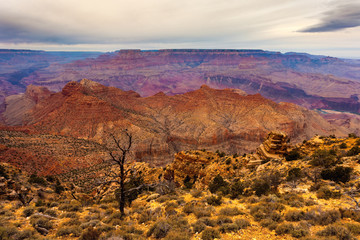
(13, 79), (346, 166)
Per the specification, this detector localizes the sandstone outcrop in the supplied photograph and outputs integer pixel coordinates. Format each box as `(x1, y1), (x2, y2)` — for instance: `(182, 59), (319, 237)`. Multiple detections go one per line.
(248, 131), (289, 167)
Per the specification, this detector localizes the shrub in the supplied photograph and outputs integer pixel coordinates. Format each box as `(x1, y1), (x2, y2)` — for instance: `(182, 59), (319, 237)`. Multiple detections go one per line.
(291, 223), (309, 238)
(147, 220), (171, 239)
(286, 167), (303, 182)
(183, 175), (194, 189)
(321, 166), (353, 183)
(22, 207), (35, 217)
(79, 227), (101, 240)
(316, 225), (352, 240)
(201, 228), (220, 240)
(0, 226), (19, 239)
(250, 202), (285, 222)
(252, 179), (270, 196)
(316, 186), (341, 200)
(345, 223), (360, 235)
(44, 209), (57, 217)
(164, 231), (191, 240)
(55, 180), (65, 194)
(208, 175), (229, 195)
(310, 149), (337, 167)
(275, 223), (294, 235)
(56, 226), (81, 237)
(190, 189), (203, 198)
(306, 209), (341, 225)
(234, 218), (250, 229)
(194, 207), (212, 218)
(347, 146), (360, 156)
(260, 219), (278, 230)
(198, 217), (216, 227)
(60, 212), (78, 218)
(216, 216), (233, 225)
(285, 210), (306, 222)
(28, 174), (47, 186)
(206, 195), (222, 206)
(219, 223), (239, 233)
(285, 149), (301, 161)
(58, 203), (82, 212)
(80, 220), (100, 229)
(62, 218), (81, 226)
(340, 142), (348, 149)
(0, 165), (8, 179)
(183, 202), (195, 214)
(218, 207), (243, 216)
(30, 216), (53, 230)
(192, 220), (207, 233)
(229, 180), (245, 199)
(340, 209), (360, 222)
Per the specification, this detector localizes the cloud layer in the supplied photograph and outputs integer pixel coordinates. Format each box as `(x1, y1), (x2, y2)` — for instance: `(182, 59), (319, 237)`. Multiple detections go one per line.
(301, 3), (360, 32)
(0, 0), (360, 58)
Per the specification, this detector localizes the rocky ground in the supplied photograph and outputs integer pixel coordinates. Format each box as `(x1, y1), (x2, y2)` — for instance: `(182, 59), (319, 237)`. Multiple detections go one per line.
(0, 133), (359, 239)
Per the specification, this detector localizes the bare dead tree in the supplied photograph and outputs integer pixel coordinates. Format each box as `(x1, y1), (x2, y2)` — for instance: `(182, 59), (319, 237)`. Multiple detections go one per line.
(107, 130), (133, 217)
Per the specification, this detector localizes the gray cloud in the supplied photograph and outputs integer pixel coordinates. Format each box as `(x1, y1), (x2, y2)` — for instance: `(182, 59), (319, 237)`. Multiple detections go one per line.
(300, 3), (360, 32)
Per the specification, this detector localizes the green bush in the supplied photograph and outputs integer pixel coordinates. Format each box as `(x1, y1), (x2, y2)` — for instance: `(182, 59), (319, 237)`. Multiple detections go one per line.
(0, 165), (8, 179)
(192, 220), (207, 233)
(164, 231), (191, 240)
(250, 202), (285, 222)
(183, 175), (194, 189)
(286, 167), (303, 182)
(198, 217), (216, 227)
(234, 218), (251, 229)
(275, 223), (294, 235)
(340, 209), (360, 222)
(60, 212), (78, 218)
(340, 142), (348, 149)
(347, 146), (360, 156)
(218, 207), (243, 216)
(285, 210), (306, 222)
(216, 216), (233, 226)
(147, 220), (171, 239)
(190, 189), (203, 198)
(316, 225), (352, 240)
(321, 166), (353, 183)
(208, 175), (229, 195)
(58, 203), (82, 212)
(219, 223), (239, 233)
(291, 223), (309, 238)
(316, 186), (341, 200)
(260, 219), (278, 230)
(44, 209), (57, 217)
(22, 207), (35, 217)
(229, 180), (245, 199)
(28, 174), (47, 186)
(79, 227), (101, 240)
(201, 228), (220, 240)
(310, 149), (337, 167)
(56, 226), (81, 237)
(30, 216), (53, 230)
(306, 209), (341, 225)
(194, 207), (212, 218)
(285, 149), (301, 161)
(345, 222), (360, 235)
(252, 179), (270, 196)
(206, 195), (222, 206)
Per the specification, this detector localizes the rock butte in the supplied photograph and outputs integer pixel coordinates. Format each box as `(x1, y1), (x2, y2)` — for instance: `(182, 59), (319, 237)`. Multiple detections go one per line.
(1, 79), (348, 169)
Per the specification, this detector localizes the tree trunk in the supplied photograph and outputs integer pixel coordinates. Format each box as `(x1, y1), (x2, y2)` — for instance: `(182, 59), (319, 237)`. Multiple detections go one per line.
(119, 156), (125, 216)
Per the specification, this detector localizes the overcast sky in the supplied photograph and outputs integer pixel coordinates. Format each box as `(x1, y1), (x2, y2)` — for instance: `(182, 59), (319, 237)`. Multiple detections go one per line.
(1, 0), (360, 58)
